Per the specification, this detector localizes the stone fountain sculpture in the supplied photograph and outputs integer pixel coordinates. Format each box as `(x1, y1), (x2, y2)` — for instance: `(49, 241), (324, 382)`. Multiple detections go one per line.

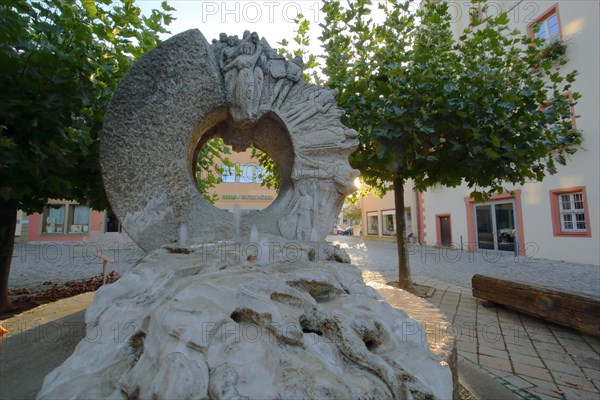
(37, 30), (453, 399)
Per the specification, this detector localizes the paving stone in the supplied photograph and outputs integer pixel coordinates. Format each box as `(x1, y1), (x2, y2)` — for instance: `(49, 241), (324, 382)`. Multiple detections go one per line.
(483, 366), (514, 379)
(506, 342), (537, 357)
(556, 385), (600, 400)
(552, 370), (598, 393)
(530, 332), (561, 345)
(501, 374), (536, 390)
(582, 367), (600, 390)
(581, 336), (600, 354)
(510, 353), (545, 368)
(545, 359), (586, 376)
(459, 351), (478, 363)
(479, 354), (513, 373)
(568, 356), (600, 374)
(525, 385), (565, 399)
(479, 334), (506, 350)
(479, 345), (509, 359)
(536, 348), (573, 363)
(456, 340), (477, 353)
(513, 364), (554, 381)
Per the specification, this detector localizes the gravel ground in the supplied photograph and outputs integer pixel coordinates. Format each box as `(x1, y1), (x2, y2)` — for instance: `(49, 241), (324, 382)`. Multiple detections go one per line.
(329, 235), (600, 297)
(9, 233), (144, 292)
(9, 233), (600, 298)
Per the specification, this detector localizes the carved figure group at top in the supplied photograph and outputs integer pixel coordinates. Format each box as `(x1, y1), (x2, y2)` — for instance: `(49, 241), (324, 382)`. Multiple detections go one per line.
(212, 31), (304, 123)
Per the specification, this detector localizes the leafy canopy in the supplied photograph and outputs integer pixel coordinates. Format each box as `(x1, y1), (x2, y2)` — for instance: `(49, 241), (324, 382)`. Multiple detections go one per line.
(318, 0), (581, 199)
(0, 0), (174, 212)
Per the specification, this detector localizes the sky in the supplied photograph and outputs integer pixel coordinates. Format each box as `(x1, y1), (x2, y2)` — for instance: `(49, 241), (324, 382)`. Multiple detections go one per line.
(137, 0), (328, 57)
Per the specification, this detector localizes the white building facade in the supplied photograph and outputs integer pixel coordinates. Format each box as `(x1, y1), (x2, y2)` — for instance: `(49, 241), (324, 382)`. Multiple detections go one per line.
(361, 1), (599, 266)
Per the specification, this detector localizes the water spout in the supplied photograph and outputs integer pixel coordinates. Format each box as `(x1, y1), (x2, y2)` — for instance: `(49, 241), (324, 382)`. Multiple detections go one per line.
(250, 225), (259, 244)
(309, 227), (319, 243)
(178, 224), (188, 247)
(233, 204), (241, 236)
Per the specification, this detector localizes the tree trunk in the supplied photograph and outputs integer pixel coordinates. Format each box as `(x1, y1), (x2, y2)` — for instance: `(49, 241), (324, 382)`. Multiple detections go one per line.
(393, 177), (412, 290)
(0, 198), (17, 313)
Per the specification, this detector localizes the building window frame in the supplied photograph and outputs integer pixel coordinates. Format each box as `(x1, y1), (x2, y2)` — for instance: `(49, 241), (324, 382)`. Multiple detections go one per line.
(366, 211), (379, 236)
(381, 209), (396, 236)
(526, 3), (562, 42)
(40, 202), (90, 235)
(221, 163), (263, 183)
(549, 186), (591, 237)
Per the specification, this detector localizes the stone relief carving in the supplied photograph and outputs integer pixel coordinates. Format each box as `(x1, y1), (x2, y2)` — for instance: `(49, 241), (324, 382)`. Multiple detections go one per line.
(209, 31), (360, 241)
(100, 29), (359, 249)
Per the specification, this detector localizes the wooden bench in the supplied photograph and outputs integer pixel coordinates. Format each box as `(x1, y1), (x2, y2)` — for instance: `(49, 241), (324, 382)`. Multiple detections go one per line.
(472, 274), (600, 337)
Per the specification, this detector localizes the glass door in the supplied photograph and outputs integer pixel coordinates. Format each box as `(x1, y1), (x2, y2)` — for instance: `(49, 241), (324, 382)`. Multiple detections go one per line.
(495, 203), (516, 252)
(475, 201), (517, 252)
(476, 205), (495, 250)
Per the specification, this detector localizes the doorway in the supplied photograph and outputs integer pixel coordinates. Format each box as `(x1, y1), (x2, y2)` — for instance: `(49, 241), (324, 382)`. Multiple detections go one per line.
(106, 213), (121, 233)
(437, 215), (452, 246)
(475, 201), (517, 252)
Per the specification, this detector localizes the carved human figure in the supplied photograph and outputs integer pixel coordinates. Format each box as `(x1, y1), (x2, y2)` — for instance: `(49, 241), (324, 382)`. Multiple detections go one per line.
(286, 88), (338, 126)
(213, 32), (228, 51)
(293, 153), (358, 196)
(294, 180), (314, 241)
(221, 36), (239, 103)
(270, 56), (304, 109)
(224, 42), (263, 121)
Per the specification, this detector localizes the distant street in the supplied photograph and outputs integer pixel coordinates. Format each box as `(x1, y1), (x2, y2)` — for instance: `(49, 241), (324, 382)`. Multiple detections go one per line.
(328, 235), (600, 297)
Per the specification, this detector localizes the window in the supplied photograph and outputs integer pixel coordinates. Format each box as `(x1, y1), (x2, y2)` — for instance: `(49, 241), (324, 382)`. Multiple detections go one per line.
(220, 163), (263, 183)
(42, 205), (66, 233)
(239, 164), (255, 183)
(41, 203), (90, 234)
(549, 187), (591, 237)
(535, 13), (560, 41)
(558, 193), (586, 232)
(382, 210), (395, 236)
(527, 5), (562, 43)
(221, 164), (237, 183)
(68, 205), (90, 233)
(367, 212), (379, 235)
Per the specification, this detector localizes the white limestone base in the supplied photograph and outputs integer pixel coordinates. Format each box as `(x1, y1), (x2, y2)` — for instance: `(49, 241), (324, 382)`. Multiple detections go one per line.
(37, 246), (452, 399)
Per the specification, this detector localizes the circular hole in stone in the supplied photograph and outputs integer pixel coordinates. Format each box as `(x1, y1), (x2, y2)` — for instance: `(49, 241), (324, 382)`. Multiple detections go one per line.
(194, 137), (279, 213)
(363, 336), (380, 351)
(190, 109), (294, 219)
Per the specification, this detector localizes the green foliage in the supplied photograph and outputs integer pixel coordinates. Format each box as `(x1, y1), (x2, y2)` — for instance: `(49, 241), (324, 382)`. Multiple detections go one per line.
(277, 14), (322, 84)
(318, 0), (581, 199)
(195, 140), (279, 202)
(195, 138), (236, 204)
(0, 0), (173, 213)
(342, 200), (362, 225)
(250, 146), (279, 191)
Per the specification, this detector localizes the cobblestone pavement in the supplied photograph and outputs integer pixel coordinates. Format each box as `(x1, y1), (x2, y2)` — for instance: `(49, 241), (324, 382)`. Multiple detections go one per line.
(330, 235), (600, 400)
(9, 233), (144, 292)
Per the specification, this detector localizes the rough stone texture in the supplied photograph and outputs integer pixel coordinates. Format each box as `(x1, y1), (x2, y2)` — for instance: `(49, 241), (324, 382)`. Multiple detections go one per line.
(37, 249), (453, 399)
(101, 30), (359, 252)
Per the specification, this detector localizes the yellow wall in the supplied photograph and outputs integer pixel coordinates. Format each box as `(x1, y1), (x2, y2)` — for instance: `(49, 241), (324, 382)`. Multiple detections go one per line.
(204, 148), (277, 212)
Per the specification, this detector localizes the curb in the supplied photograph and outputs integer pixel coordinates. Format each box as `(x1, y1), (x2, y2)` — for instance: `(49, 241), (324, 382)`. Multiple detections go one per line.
(458, 357), (518, 400)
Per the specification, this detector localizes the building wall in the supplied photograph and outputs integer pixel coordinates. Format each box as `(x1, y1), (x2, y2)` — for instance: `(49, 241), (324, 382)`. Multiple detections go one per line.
(361, 2), (599, 265)
(423, 1), (599, 265)
(205, 148), (278, 212)
(360, 181), (420, 241)
(27, 200), (107, 242)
